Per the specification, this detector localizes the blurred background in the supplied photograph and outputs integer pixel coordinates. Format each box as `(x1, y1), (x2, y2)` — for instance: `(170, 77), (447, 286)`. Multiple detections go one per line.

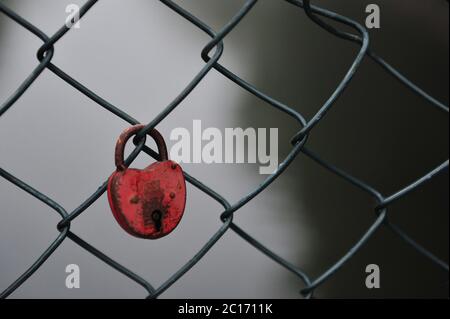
(0, 0), (448, 298)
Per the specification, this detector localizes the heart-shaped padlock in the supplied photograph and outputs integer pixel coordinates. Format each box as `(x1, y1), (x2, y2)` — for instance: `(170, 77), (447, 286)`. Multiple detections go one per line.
(107, 124), (186, 239)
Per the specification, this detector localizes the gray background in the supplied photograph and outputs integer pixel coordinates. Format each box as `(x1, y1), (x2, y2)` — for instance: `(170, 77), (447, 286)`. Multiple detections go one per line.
(0, 0), (448, 298)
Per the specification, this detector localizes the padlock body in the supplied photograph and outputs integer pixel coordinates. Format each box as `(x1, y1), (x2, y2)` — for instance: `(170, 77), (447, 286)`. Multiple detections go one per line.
(107, 160), (186, 239)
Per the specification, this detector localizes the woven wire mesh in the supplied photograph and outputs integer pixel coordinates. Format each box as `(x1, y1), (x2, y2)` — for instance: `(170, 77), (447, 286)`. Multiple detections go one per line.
(0, 0), (448, 298)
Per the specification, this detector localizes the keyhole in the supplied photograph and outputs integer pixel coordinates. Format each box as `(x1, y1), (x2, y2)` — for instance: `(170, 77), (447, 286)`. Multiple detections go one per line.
(152, 210), (162, 231)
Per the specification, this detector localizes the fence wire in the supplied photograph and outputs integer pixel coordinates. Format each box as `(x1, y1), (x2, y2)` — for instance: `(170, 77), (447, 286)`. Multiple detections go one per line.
(0, 0), (448, 299)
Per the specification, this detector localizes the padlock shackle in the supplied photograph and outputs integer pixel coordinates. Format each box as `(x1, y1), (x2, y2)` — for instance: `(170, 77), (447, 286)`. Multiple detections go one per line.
(115, 124), (168, 171)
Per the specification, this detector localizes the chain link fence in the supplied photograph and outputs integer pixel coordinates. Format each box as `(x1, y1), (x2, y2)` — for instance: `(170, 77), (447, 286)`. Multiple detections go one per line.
(0, 0), (448, 298)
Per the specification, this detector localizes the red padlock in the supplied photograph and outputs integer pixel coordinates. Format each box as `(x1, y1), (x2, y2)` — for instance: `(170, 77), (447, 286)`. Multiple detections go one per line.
(107, 124), (186, 239)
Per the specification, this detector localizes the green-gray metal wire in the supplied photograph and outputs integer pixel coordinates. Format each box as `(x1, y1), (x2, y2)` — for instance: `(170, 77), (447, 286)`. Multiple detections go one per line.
(0, 0), (448, 298)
